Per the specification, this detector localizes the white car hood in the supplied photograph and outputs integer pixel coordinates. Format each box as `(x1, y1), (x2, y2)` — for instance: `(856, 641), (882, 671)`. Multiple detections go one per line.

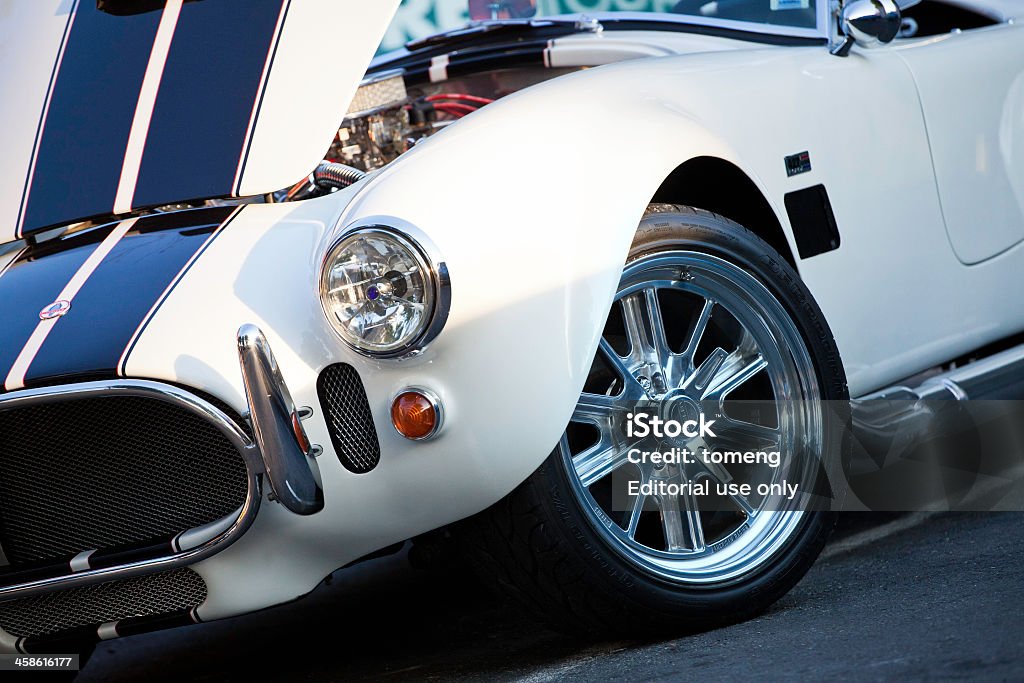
(0, 0), (399, 243)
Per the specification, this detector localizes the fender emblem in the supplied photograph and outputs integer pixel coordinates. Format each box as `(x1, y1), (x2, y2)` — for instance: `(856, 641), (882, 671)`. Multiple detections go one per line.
(39, 300), (72, 320)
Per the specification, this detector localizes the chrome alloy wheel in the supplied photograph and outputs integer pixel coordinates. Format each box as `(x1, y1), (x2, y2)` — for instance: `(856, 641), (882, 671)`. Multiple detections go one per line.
(560, 250), (825, 586)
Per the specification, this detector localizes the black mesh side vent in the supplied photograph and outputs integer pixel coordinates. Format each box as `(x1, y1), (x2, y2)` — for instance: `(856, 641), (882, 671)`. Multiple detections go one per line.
(0, 567), (206, 638)
(317, 364), (381, 474)
(0, 395), (249, 565)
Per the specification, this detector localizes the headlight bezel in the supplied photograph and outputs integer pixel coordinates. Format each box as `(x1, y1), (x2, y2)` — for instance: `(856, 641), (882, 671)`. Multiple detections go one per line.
(319, 221), (451, 359)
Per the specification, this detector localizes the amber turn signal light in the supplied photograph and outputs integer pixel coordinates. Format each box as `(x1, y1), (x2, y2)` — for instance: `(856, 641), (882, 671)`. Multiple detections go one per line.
(391, 389), (443, 440)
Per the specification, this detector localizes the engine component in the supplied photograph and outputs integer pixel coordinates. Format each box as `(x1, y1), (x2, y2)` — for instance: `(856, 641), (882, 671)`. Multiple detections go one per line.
(346, 70), (408, 117)
(332, 70), (414, 172)
(334, 110), (414, 171)
(314, 162), (367, 190)
(330, 74), (499, 173)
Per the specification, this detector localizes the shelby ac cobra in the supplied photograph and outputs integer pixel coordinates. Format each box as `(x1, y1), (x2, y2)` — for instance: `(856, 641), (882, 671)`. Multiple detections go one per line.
(0, 0), (1022, 657)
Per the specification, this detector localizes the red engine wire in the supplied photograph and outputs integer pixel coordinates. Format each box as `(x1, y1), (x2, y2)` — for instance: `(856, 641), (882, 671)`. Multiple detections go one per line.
(433, 102), (477, 117)
(426, 93), (495, 105)
(285, 178), (309, 200)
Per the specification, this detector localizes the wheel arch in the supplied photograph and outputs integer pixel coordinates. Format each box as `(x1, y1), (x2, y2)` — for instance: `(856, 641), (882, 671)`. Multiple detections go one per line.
(318, 72), (818, 554)
(651, 156), (799, 271)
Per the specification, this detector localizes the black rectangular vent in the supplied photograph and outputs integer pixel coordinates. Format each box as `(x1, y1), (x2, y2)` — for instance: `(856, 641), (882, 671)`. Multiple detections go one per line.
(317, 364), (381, 474)
(784, 184), (841, 259)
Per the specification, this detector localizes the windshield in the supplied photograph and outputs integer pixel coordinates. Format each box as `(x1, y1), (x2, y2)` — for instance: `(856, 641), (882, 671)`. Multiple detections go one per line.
(380, 0), (820, 52)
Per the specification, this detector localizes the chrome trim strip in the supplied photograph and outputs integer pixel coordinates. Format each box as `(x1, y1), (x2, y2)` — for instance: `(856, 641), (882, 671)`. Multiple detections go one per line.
(0, 626), (18, 652)
(69, 550), (94, 573)
(409, 226), (453, 355)
(97, 621), (119, 641)
(174, 507), (242, 552)
(545, 10), (828, 40)
(238, 324), (324, 515)
(0, 379), (261, 602)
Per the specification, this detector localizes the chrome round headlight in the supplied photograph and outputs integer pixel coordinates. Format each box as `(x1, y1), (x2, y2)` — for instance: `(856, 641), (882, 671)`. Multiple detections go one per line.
(320, 226), (448, 357)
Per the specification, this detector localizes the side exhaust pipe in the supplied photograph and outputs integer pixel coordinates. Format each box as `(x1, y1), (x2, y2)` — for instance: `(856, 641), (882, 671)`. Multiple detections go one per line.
(850, 343), (1024, 478)
(859, 344), (1024, 404)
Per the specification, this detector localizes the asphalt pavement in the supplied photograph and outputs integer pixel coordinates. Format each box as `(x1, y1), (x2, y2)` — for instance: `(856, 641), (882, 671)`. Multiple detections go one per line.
(78, 512), (1024, 682)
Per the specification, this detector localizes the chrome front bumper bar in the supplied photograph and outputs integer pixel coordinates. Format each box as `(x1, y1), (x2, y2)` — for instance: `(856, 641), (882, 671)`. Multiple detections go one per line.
(237, 324), (324, 516)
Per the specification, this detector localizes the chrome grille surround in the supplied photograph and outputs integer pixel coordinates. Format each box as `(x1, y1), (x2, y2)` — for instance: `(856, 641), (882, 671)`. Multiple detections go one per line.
(0, 380), (262, 602)
(0, 393), (249, 564)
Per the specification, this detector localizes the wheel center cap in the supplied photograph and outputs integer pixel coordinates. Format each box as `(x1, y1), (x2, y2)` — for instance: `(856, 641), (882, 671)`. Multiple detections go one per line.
(659, 390), (701, 426)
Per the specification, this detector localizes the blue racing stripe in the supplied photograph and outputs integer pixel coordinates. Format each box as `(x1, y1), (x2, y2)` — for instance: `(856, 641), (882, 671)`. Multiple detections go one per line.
(20, 4), (163, 233)
(0, 226), (119, 388)
(24, 206), (236, 387)
(131, 0), (287, 208)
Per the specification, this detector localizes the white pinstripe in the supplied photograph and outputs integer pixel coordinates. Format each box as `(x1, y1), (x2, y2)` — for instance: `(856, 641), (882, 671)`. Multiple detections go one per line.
(16, 0), (80, 238)
(232, 0), (291, 195)
(112, 0), (184, 215)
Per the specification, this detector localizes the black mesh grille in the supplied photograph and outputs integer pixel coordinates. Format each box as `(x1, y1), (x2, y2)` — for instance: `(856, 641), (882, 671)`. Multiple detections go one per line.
(0, 395), (249, 565)
(317, 364), (380, 474)
(0, 567), (206, 638)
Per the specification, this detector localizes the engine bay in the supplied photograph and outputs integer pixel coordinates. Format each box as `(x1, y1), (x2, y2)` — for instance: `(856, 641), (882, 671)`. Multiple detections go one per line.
(275, 66), (579, 201)
(336, 68), (580, 172)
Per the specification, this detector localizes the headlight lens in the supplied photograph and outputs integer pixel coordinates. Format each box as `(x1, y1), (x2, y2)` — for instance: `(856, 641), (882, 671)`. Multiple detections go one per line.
(320, 228), (436, 356)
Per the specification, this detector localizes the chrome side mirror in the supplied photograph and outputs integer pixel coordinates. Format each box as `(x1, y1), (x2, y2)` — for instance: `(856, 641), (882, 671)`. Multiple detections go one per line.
(831, 0), (902, 57)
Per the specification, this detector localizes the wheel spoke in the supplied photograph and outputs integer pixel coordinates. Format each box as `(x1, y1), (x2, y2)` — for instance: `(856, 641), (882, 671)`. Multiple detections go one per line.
(682, 489), (706, 552)
(698, 458), (734, 488)
(643, 288), (672, 369)
(625, 488), (646, 539)
(711, 416), (780, 451)
(656, 484), (705, 552)
(658, 492), (691, 552)
(620, 290), (672, 394)
(573, 438), (631, 487)
(597, 338), (648, 401)
(729, 489), (757, 518)
(571, 391), (622, 424)
(702, 351), (767, 401)
(620, 293), (649, 364)
(682, 347), (729, 394)
(645, 288), (693, 390)
(736, 329), (760, 357)
(680, 299), (714, 373)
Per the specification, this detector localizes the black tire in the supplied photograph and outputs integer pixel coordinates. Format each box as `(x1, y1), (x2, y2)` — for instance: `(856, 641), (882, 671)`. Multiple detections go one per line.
(460, 204), (849, 636)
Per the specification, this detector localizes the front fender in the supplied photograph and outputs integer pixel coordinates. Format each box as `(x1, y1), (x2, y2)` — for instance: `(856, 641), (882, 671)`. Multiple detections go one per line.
(331, 56), (785, 516)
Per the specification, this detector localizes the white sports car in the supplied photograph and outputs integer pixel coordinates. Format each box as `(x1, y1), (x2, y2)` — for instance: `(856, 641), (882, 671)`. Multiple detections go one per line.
(0, 0), (1021, 659)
